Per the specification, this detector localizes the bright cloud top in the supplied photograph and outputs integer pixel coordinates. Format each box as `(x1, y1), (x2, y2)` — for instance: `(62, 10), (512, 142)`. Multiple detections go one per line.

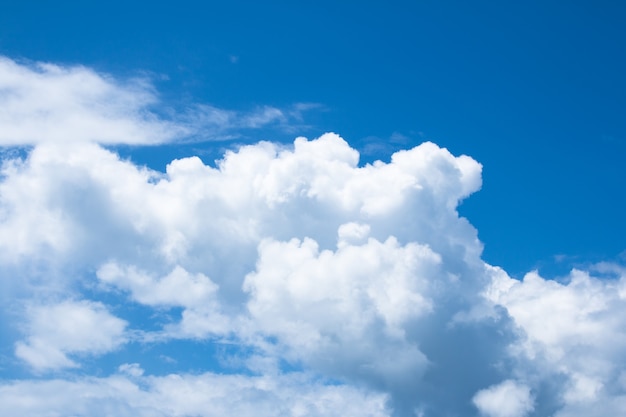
(1, 58), (626, 417)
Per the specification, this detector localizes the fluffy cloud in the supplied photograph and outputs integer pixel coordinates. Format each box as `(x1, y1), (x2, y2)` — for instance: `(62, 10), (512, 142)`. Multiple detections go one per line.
(486, 266), (626, 415)
(473, 379), (534, 417)
(1, 56), (626, 416)
(243, 236), (437, 384)
(0, 130), (499, 414)
(14, 300), (127, 371)
(96, 263), (231, 338)
(97, 263), (219, 309)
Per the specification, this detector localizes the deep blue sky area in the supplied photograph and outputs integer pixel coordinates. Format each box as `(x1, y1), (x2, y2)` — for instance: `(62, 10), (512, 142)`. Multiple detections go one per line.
(1, 0), (624, 277)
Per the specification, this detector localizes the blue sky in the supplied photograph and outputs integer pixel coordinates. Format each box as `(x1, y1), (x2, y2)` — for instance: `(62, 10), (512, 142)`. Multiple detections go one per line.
(0, 2), (625, 417)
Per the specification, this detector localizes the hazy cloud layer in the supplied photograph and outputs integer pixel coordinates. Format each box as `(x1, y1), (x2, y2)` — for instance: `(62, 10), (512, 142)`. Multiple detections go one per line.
(0, 368), (389, 417)
(1, 57), (625, 416)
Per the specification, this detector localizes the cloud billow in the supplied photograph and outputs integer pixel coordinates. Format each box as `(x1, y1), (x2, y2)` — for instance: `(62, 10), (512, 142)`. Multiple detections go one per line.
(1, 57), (626, 417)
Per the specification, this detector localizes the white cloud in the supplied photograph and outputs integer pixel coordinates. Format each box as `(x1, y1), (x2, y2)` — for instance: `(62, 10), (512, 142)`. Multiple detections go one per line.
(473, 380), (534, 417)
(0, 371), (390, 417)
(118, 362), (144, 377)
(0, 57), (183, 145)
(243, 236), (438, 379)
(241, 105), (287, 127)
(14, 300), (127, 371)
(2, 56), (626, 416)
(97, 263), (219, 309)
(494, 269), (626, 361)
(0, 57), (319, 146)
(96, 262), (232, 339)
(486, 266), (626, 413)
(0, 128), (502, 414)
(181, 103), (312, 139)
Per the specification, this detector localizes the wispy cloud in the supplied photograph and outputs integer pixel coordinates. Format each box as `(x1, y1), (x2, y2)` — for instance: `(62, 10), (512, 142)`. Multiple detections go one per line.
(0, 57), (320, 146)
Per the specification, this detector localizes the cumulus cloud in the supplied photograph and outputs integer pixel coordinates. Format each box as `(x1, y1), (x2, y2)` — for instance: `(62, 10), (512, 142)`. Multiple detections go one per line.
(0, 130), (511, 414)
(486, 266), (626, 415)
(14, 300), (127, 371)
(243, 236), (437, 383)
(473, 379), (534, 417)
(1, 56), (626, 416)
(0, 130), (498, 414)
